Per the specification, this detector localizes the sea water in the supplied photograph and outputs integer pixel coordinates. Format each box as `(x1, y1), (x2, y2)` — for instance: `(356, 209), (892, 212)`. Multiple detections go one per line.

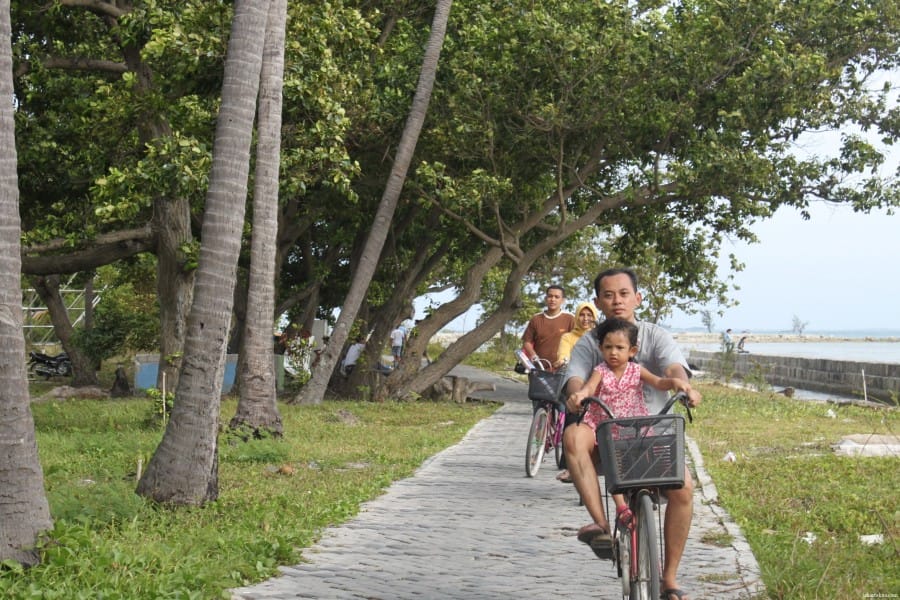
(678, 338), (900, 402)
(679, 341), (900, 365)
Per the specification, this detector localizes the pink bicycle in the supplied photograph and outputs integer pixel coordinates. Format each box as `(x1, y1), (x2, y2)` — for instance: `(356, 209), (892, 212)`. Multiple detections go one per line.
(524, 359), (566, 477)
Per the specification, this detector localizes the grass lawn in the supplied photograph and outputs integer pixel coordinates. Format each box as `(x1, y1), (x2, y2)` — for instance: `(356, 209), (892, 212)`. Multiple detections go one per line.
(1, 393), (498, 599)
(689, 383), (899, 599)
(4, 364), (898, 599)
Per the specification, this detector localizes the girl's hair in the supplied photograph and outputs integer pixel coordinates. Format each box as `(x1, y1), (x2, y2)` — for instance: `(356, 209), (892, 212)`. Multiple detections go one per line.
(594, 317), (638, 347)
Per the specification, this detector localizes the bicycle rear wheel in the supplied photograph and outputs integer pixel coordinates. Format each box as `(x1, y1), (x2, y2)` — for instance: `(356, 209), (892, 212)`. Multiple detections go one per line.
(525, 407), (549, 477)
(630, 493), (660, 600)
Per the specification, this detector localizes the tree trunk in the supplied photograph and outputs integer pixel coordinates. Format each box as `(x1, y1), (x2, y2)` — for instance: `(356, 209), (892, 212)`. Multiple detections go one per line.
(231, 0), (287, 437)
(136, 0), (270, 505)
(153, 195), (195, 392)
(0, 0), (54, 563)
(121, 23), (197, 395)
(30, 274), (100, 387)
(295, 0), (454, 405)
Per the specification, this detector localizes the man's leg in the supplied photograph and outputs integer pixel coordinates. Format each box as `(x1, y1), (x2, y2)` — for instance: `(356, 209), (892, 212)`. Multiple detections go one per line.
(563, 423), (609, 531)
(661, 469), (694, 598)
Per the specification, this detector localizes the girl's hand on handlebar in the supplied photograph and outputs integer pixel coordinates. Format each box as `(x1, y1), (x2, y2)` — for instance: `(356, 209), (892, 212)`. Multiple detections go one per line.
(671, 377), (691, 395)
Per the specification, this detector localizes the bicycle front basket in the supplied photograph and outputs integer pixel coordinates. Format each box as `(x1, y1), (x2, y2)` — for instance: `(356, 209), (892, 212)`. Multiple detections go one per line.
(596, 413), (685, 494)
(527, 369), (564, 403)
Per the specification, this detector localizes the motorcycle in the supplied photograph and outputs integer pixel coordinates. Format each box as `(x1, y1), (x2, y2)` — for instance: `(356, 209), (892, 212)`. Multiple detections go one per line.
(28, 350), (73, 379)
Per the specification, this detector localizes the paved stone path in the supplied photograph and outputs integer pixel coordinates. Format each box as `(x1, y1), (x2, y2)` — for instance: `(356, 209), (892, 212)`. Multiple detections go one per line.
(232, 366), (765, 600)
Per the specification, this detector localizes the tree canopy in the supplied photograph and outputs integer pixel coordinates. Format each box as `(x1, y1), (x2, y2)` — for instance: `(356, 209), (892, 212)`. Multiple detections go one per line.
(10, 0), (900, 399)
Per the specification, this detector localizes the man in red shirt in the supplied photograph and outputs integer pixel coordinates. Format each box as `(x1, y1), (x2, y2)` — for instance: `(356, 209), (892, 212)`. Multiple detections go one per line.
(521, 285), (575, 370)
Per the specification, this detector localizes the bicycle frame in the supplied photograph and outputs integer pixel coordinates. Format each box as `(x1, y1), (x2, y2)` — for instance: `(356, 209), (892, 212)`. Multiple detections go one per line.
(610, 487), (663, 599)
(580, 393), (691, 600)
(524, 357), (567, 477)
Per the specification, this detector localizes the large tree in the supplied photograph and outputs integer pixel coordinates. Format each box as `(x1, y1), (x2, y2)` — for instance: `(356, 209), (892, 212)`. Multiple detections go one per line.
(0, 0), (53, 564)
(8, 1), (900, 405)
(367, 0), (900, 399)
(136, 0), (270, 505)
(295, 0), (454, 405)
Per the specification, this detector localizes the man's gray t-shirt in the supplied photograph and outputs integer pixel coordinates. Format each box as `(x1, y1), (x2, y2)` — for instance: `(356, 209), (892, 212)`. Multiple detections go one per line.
(566, 321), (691, 414)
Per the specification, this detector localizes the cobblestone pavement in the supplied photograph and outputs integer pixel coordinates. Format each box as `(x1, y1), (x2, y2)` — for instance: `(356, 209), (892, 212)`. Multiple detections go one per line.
(232, 366), (765, 600)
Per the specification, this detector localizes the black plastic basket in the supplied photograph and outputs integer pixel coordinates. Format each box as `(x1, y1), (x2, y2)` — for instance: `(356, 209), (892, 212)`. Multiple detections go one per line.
(595, 413), (685, 494)
(527, 369), (564, 404)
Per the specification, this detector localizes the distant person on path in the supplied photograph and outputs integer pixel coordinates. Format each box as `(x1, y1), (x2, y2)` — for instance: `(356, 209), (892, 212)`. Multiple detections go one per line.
(390, 325), (406, 367)
(521, 285), (575, 371)
(562, 267), (701, 600)
(737, 335), (749, 353)
(340, 337), (366, 375)
(722, 328), (734, 352)
(553, 301), (599, 483)
(567, 317), (692, 530)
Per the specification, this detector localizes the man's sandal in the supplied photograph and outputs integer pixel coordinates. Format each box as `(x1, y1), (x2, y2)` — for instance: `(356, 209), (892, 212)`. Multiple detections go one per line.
(577, 523), (613, 560)
(661, 588), (689, 600)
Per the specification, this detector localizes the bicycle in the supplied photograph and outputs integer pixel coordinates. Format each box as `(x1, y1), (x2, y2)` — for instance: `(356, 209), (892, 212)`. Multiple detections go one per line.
(580, 392), (693, 600)
(524, 358), (567, 477)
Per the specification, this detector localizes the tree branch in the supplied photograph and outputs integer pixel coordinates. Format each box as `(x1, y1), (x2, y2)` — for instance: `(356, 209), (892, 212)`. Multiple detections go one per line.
(22, 225), (155, 275)
(58, 0), (127, 19)
(16, 55), (127, 78)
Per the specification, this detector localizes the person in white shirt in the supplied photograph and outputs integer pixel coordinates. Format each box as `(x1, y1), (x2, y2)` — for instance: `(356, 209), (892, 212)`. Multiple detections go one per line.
(341, 337), (366, 375)
(389, 326), (406, 367)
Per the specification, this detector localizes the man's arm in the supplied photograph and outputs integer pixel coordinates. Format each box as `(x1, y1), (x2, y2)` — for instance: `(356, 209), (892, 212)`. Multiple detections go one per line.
(521, 318), (538, 359)
(664, 363), (701, 407)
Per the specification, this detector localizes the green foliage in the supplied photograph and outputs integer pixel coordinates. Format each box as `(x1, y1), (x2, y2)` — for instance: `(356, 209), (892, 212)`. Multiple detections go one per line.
(711, 346), (737, 383)
(143, 387), (174, 428)
(462, 336), (520, 374)
(71, 265), (160, 365)
(690, 385), (900, 598)
(2, 396), (498, 597)
(743, 360), (773, 393)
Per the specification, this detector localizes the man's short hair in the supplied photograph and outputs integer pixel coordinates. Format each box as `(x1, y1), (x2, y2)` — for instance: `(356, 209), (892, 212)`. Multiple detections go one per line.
(547, 284), (565, 297)
(593, 268), (639, 296)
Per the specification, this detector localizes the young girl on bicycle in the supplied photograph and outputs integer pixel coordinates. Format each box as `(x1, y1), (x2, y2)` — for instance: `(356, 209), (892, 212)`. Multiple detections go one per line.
(568, 317), (692, 529)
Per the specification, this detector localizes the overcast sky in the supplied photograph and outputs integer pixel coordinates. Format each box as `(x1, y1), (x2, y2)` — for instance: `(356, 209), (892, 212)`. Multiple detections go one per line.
(665, 203), (900, 333)
(432, 203), (900, 335)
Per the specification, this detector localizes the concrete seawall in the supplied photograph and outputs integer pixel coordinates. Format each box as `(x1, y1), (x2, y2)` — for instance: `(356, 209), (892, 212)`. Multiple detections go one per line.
(687, 350), (900, 403)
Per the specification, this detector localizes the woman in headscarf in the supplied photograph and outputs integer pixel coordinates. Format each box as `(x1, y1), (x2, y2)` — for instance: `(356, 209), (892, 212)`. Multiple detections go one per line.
(554, 301), (599, 370)
(553, 301), (599, 482)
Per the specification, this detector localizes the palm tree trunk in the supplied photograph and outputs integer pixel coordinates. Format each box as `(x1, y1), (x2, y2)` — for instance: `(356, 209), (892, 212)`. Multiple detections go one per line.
(0, 0), (53, 563)
(231, 0), (287, 436)
(136, 0), (270, 505)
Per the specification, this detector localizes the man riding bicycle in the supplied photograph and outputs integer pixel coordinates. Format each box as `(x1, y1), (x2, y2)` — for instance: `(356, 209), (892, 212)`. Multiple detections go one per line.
(562, 268), (701, 600)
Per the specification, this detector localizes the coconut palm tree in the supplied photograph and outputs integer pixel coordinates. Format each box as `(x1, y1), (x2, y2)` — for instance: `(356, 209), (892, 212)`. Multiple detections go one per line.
(0, 0), (53, 563)
(231, 0), (287, 436)
(136, 0), (270, 505)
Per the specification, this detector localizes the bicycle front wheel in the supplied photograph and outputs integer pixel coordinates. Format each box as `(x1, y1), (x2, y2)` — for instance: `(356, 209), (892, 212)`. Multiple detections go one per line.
(630, 493), (660, 600)
(525, 407), (550, 477)
(553, 409), (565, 469)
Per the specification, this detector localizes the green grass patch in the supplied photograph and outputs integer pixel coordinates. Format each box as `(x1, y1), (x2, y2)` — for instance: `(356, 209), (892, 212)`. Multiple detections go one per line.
(690, 384), (900, 599)
(2, 396), (498, 598)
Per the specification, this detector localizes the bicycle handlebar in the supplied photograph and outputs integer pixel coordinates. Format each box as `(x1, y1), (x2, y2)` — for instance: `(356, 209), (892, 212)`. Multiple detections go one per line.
(577, 391), (692, 424)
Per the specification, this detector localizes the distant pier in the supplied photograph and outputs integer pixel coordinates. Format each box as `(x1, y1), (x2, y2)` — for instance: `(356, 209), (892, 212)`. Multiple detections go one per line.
(687, 350), (899, 404)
